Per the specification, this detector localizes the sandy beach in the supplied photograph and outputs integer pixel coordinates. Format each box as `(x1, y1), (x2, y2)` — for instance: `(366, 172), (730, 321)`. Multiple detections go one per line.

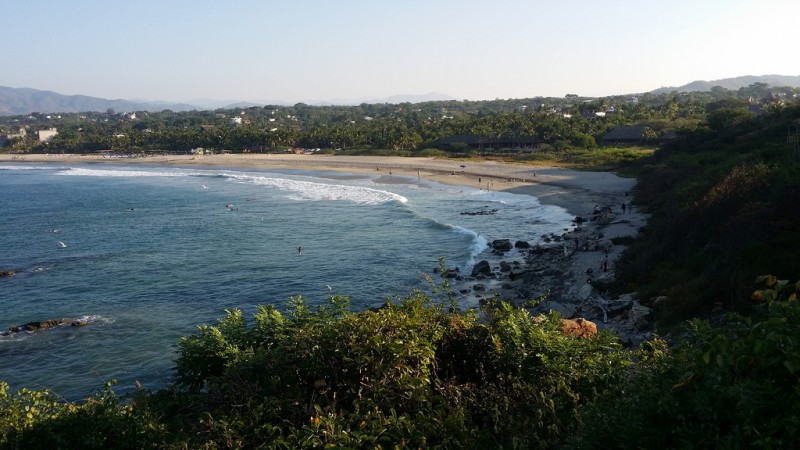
(1, 153), (651, 342)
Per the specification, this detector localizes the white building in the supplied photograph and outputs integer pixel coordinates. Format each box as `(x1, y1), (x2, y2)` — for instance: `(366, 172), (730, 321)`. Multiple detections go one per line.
(37, 128), (58, 142)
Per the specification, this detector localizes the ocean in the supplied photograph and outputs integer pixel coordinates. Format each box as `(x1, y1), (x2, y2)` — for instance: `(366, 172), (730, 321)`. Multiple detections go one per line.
(0, 163), (573, 400)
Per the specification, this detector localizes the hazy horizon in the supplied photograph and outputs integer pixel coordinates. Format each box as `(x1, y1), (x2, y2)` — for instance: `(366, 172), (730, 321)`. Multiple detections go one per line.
(2, 0), (798, 105)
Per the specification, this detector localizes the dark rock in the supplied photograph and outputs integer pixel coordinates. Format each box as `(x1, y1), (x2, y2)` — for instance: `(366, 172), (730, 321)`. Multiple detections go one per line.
(514, 240), (530, 249)
(499, 261), (512, 272)
(461, 208), (498, 216)
(473, 284), (486, 292)
(0, 270), (15, 277)
(509, 270), (533, 281)
(4, 318), (89, 335)
(23, 319), (68, 331)
(491, 239), (513, 252)
(470, 260), (492, 277)
(443, 269), (460, 278)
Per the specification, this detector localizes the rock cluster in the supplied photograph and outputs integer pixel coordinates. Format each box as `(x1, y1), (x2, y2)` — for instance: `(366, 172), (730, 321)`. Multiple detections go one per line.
(2, 318), (88, 336)
(443, 200), (655, 346)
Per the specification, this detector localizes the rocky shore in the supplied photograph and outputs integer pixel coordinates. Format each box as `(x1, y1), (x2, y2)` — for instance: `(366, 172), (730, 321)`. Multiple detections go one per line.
(447, 197), (653, 346)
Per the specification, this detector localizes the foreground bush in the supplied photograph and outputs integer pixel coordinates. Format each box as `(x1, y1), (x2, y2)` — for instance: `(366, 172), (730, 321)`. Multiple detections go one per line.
(572, 277), (800, 449)
(7, 284), (800, 448)
(171, 293), (632, 448)
(0, 382), (165, 449)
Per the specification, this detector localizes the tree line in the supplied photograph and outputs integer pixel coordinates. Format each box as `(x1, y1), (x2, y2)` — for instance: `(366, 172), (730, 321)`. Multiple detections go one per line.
(3, 84), (794, 155)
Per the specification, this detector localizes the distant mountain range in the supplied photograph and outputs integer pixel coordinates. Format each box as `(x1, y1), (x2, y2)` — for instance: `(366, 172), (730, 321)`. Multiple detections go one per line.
(2, 76), (799, 115)
(0, 87), (458, 116)
(0, 86), (201, 116)
(650, 74), (800, 94)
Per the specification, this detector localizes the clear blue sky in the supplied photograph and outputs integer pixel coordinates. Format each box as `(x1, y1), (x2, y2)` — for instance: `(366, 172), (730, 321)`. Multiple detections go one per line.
(3, 0), (798, 104)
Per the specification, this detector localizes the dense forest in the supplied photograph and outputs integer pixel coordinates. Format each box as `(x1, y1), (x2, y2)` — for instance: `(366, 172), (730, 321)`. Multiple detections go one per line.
(3, 84), (800, 448)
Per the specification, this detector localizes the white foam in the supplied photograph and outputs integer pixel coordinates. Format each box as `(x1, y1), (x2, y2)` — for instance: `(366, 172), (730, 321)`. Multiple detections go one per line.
(448, 225), (489, 266)
(55, 167), (408, 206)
(58, 167), (193, 178)
(230, 173), (408, 206)
(0, 165), (63, 171)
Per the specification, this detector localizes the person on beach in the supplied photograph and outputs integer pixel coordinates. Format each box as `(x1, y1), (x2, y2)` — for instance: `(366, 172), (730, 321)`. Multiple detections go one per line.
(621, 202), (627, 214)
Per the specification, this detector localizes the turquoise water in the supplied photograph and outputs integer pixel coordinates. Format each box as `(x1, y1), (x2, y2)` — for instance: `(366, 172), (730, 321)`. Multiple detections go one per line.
(0, 163), (572, 399)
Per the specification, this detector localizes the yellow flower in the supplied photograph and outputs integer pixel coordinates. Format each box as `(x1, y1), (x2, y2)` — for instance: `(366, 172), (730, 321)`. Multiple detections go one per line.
(752, 290), (764, 302)
(789, 293), (797, 303)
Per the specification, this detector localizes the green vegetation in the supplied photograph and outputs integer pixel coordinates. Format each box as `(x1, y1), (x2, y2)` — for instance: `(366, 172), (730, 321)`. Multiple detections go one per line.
(0, 90), (723, 157)
(1, 292), (635, 449)
(616, 103), (800, 324)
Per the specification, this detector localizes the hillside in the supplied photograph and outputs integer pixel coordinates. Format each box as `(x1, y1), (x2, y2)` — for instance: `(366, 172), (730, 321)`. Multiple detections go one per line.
(0, 86), (198, 115)
(651, 74), (800, 94)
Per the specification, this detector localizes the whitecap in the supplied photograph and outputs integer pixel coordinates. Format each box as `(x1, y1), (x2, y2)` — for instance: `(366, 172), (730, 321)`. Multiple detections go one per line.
(448, 225), (489, 267)
(57, 167), (194, 178)
(229, 173), (408, 205)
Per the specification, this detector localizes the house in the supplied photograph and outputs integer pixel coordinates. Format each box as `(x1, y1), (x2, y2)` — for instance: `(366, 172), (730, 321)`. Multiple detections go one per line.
(37, 128), (58, 142)
(7, 127), (26, 139)
(600, 126), (648, 144)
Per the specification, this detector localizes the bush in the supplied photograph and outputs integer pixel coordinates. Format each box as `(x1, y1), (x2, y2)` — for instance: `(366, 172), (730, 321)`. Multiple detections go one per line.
(573, 277), (800, 449)
(0, 382), (165, 450)
(169, 293), (633, 448)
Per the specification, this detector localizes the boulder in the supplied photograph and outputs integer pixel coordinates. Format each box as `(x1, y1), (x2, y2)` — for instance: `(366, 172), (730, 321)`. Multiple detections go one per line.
(443, 268), (460, 278)
(499, 261), (512, 272)
(491, 239), (513, 252)
(0, 270), (15, 277)
(627, 301), (653, 331)
(514, 240), (530, 249)
(470, 260), (492, 277)
(560, 318), (598, 338)
(541, 301), (578, 319)
(9, 319), (69, 333)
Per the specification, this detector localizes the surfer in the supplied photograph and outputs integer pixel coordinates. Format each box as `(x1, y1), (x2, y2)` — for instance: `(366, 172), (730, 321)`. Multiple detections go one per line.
(297, 246), (303, 255)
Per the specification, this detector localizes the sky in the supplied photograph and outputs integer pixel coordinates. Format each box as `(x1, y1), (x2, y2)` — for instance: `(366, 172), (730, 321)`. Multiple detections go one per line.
(2, 0), (798, 105)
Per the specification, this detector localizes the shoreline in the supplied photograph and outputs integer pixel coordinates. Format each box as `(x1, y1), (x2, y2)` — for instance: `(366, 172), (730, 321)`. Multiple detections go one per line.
(1, 153), (652, 343)
(1, 153), (633, 216)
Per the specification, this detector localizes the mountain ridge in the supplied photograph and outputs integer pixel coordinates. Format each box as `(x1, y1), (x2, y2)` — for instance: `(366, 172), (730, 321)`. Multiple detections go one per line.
(3, 75), (799, 115)
(650, 74), (800, 94)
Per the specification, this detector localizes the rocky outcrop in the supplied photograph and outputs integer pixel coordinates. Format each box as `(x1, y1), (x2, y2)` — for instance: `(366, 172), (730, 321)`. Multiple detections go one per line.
(491, 239), (513, 252)
(470, 260), (492, 277)
(453, 195), (653, 347)
(2, 318), (89, 336)
(0, 270), (15, 277)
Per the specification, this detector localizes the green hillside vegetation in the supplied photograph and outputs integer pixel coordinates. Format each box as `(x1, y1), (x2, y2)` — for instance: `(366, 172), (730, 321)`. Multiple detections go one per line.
(3, 92), (800, 448)
(617, 102), (800, 324)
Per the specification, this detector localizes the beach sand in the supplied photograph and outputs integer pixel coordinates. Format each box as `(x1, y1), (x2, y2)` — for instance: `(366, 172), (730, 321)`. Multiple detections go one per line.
(1, 153), (651, 342)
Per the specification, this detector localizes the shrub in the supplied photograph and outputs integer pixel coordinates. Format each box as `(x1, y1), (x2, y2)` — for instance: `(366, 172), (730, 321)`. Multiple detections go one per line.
(573, 277), (800, 449)
(169, 294), (634, 448)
